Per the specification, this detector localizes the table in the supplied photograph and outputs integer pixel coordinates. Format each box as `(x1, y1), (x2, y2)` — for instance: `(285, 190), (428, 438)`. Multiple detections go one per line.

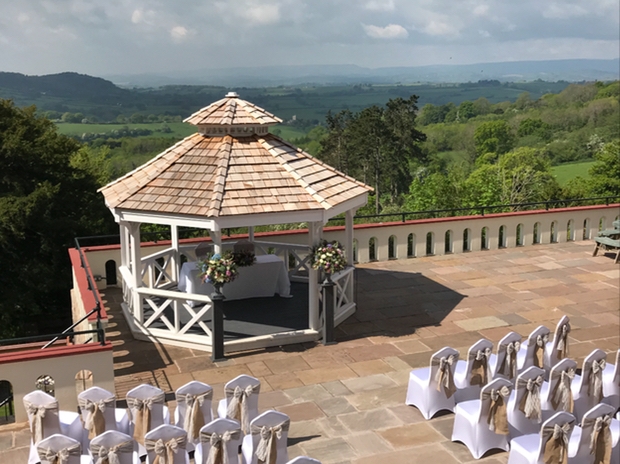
(178, 254), (291, 306)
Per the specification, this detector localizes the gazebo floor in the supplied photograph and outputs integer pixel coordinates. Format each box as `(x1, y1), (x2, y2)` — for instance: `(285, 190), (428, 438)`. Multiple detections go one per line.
(142, 282), (310, 341)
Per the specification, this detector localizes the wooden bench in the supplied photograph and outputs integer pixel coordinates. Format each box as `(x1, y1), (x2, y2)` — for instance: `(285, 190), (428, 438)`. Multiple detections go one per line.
(593, 236), (620, 263)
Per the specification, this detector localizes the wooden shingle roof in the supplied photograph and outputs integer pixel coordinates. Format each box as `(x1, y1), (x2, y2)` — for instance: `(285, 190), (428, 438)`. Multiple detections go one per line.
(99, 132), (371, 218)
(184, 93), (282, 126)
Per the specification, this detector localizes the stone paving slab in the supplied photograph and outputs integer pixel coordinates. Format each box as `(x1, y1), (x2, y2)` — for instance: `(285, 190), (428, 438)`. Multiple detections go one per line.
(2, 241), (618, 463)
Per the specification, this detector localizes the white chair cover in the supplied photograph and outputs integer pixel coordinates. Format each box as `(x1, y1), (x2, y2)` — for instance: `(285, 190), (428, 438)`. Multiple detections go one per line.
(541, 358), (577, 420)
(516, 326), (550, 375)
(24, 390), (82, 464)
(490, 332), (522, 381)
(567, 403), (615, 464)
(37, 434), (82, 464)
(216, 375), (260, 435)
(285, 458), (322, 464)
(507, 366), (545, 438)
(451, 378), (513, 459)
(144, 424), (189, 464)
(572, 349), (607, 422)
(547, 316), (571, 369)
(90, 430), (139, 464)
(79, 386), (131, 447)
(241, 410), (290, 464)
(507, 411), (575, 464)
(174, 381), (213, 450)
(405, 346), (460, 420)
(126, 384), (168, 457)
(602, 349), (620, 411)
(454, 339), (493, 403)
(193, 418), (242, 464)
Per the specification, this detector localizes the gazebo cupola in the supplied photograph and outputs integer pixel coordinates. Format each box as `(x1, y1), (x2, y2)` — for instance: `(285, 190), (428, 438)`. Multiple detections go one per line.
(184, 91), (282, 138)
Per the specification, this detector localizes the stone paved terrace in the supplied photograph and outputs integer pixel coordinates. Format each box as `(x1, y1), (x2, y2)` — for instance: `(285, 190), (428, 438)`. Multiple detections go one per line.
(2, 241), (619, 463)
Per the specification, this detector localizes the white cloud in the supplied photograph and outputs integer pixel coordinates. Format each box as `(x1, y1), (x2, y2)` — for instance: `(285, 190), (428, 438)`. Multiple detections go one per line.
(363, 23), (408, 39)
(239, 3), (281, 25)
(364, 0), (395, 12)
(478, 29), (490, 38)
(472, 4), (489, 17)
(543, 3), (589, 19)
(422, 20), (459, 37)
(170, 25), (190, 42)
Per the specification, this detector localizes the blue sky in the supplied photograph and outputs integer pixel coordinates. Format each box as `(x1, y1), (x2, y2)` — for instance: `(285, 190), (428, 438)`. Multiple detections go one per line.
(1, 0), (618, 75)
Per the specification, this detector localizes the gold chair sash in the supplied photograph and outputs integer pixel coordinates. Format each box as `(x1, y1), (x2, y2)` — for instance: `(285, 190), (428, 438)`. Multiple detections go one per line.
(24, 399), (59, 445)
(177, 390), (213, 441)
(541, 422), (572, 464)
(145, 436), (186, 464)
(550, 368), (575, 413)
(555, 323), (570, 359)
(534, 333), (549, 368)
(200, 429), (240, 464)
(498, 340), (520, 380)
(90, 440), (134, 464)
(433, 354), (458, 399)
(78, 396), (115, 439)
(518, 375), (544, 423)
(251, 419), (290, 464)
(126, 392), (165, 445)
(225, 384), (260, 434)
(588, 359), (606, 403)
(483, 386), (511, 435)
(584, 414), (613, 464)
(37, 442), (81, 464)
(470, 347), (492, 386)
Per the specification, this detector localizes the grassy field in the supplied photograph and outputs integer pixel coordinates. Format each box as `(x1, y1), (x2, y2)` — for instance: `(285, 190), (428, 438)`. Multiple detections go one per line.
(551, 160), (595, 185)
(56, 122), (197, 138)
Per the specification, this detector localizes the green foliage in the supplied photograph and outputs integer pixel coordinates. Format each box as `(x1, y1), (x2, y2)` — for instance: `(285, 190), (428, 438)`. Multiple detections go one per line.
(474, 120), (516, 156)
(588, 141), (620, 196)
(0, 100), (115, 338)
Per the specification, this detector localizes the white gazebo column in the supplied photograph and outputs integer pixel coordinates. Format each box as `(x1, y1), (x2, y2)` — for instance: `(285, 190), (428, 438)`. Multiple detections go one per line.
(248, 226), (255, 242)
(308, 221), (323, 331)
(128, 222), (143, 320)
(345, 209), (356, 266)
(170, 224), (179, 282)
(119, 221), (130, 269)
(211, 230), (222, 254)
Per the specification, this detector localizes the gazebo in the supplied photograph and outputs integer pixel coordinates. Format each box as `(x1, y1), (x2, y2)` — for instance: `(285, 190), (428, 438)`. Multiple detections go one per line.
(99, 92), (372, 355)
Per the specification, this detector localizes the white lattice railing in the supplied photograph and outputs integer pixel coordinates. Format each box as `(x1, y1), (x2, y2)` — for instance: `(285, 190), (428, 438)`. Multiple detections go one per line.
(319, 266), (356, 327)
(254, 240), (312, 281)
(141, 247), (176, 289)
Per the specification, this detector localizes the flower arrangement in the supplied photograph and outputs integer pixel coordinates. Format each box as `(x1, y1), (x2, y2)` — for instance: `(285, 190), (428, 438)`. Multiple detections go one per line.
(198, 252), (238, 289)
(232, 249), (256, 267)
(311, 240), (347, 275)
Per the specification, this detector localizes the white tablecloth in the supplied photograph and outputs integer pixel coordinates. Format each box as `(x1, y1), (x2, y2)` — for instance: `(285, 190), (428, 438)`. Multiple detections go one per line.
(178, 254), (291, 304)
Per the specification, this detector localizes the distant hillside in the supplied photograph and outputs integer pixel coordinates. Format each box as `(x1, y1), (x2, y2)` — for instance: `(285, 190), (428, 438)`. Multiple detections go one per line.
(104, 59), (620, 87)
(0, 72), (128, 99)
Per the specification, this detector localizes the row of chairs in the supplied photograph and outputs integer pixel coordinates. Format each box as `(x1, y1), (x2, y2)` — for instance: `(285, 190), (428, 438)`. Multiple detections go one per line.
(25, 374), (322, 464)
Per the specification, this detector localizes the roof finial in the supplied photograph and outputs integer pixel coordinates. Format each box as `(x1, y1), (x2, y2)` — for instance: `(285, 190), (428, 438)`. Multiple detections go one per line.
(226, 91), (239, 98)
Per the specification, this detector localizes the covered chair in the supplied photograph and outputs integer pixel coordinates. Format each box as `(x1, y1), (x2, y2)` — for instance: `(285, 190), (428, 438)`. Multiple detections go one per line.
(451, 378), (513, 459)
(241, 410), (290, 464)
(174, 381), (214, 450)
(453, 339), (493, 403)
(216, 374), (260, 435)
(507, 411), (575, 464)
(193, 418), (242, 464)
(126, 384), (169, 456)
(540, 358), (577, 420)
(286, 458), (322, 464)
(144, 424), (189, 464)
(567, 403), (616, 464)
(572, 349), (607, 423)
(89, 430), (139, 464)
(507, 366), (545, 438)
(405, 347), (460, 420)
(602, 349), (620, 411)
(233, 239), (255, 254)
(490, 332), (522, 381)
(546, 316), (571, 370)
(36, 434), (85, 464)
(24, 390), (82, 464)
(516, 326), (550, 375)
(195, 242), (214, 260)
(78, 386), (130, 443)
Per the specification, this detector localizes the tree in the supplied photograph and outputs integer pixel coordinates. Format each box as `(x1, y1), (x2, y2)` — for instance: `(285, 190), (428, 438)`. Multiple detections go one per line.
(474, 120), (516, 156)
(457, 101), (476, 121)
(319, 110), (354, 174)
(588, 141), (620, 196)
(0, 100), (115, 338)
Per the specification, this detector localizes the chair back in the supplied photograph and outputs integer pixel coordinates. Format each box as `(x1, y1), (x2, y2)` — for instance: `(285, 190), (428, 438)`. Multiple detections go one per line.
(286, 458), (322, 464)
(36, 434), (81, 464)
(195, 242), (213, 260)
(126, 384), (166, 445)
(198, 418), (241, 464)
(546, 358), (577, 413)
(523, 325), (551, 371)
(612, 349), (620, 386)
(548, 316), (570, 367)
(248, 410), (290, 464)
(577, 349), (607, 401)
(78, 386), (118, 437)
(223, 374), (260, 434)
(428, 347), (459, 397)
(175, 381), (213, 444)
(233, 240), (254, 253)
(535, 412), (576, 463)
(479, 378), (512, 433)
(513, 366), (545, 423)
(577, 404), (615, 462)
(464, 339), (493, 387)
(23, 390), (61, 443)
(144, 424), (188, 464)
(90, 430), (136, 464)
(493, 331), (521, 380)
